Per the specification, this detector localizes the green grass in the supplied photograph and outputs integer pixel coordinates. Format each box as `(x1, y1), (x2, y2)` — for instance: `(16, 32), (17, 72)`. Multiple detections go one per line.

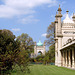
(11, 65), (75, 75)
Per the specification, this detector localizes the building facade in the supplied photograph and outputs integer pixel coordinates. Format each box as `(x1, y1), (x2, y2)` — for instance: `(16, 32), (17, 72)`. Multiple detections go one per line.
(34, 40), (46, 57)
(55, 5), (75, 69)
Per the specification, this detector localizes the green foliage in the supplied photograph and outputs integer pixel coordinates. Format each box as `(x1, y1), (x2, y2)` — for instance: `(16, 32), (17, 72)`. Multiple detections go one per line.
(16, 33), (34, 73)
(43, 21), (55, 65)
(0, 29), (20, 74)
(0, 30), (34, 74)
(35, 55), (44, 63)
(43, 44), (55, 65)
(17, 33), (34, 53)
(46, 22), (55, 45)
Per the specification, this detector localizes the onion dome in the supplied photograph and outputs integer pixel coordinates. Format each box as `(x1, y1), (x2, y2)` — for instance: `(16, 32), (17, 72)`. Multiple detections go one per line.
(56, 5), (62, 17)
(58, 5), (62, 11)
(37, 40), (43, 46)
(55, 12), (58, 23)
(63, 11), (74, 23)
(72, 13), (75, 18)
(55, 12), (58, 17)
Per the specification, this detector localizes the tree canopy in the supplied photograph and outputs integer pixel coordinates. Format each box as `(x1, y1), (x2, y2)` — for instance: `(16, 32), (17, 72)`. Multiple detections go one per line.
(0, 30), (34, 74)
(0, 29), (20, 74)
(46, 22), (55, 45)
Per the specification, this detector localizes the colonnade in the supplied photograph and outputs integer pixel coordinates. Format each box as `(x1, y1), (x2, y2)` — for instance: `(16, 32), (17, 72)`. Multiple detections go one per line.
(61, 48), (75, 68)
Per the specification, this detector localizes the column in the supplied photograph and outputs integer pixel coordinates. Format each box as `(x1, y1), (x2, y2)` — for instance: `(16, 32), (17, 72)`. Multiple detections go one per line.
(66, 50), (68, 67)
(57, 38), (62, 66)
(68, 50), (71, 68)
(72, 48), (75, 68)
(64, 52), (66, 66)
(61, 51), (63, 66)
(63, 51), (65, 66)
(55, 51), (57, 65)
(55, 40), (58, 66)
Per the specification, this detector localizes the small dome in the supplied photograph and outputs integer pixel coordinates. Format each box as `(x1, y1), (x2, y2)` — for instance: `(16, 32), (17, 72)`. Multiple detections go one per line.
(58, 5), (62, 11)
(72, 13), (75, 18)
(37, 40), (43, 46)
(63, 12), (74, 23)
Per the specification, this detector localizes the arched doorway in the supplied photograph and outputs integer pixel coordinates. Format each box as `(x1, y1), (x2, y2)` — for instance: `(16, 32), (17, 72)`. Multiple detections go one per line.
(38, 51), (42, 55)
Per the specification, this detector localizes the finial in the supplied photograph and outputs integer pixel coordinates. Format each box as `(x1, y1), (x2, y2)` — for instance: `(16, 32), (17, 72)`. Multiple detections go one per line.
(59, 4), (60, 7)
(56, 11), (57, 15)
(39, 38), (40, 40)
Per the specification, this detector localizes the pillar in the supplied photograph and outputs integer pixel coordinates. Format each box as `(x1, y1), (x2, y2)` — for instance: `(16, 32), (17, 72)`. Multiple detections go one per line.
(57, 38), (62, 66)
(63, 51), (65, 66)
(55, 52), (58, 66)
(68, 50), (71, 68)
(72, 48), (75, 68)
(64, 51), (66, 66)
(55, 39), (58, 66)
(66, 50), (68, 67)
(61, 51), (63, 66)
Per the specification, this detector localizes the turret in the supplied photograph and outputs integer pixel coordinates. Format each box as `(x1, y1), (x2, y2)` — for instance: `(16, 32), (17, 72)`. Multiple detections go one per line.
(55, 12), (58, 38)
(57, 5), (62, 15)
(72, 13), (75, 23)
(56, 5), (62, 35)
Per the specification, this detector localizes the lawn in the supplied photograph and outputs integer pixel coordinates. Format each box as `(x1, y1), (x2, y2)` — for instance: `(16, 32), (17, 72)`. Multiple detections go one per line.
(11, 65), (75, 75)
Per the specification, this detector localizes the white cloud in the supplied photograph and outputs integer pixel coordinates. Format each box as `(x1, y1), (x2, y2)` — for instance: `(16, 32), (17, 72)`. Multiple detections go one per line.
(12, 28), (21, 32)
(0, 0), (58, 18)
(48, 0), (58, 7)
(20, 15), (39, 24)
(41, 33), (47, 37)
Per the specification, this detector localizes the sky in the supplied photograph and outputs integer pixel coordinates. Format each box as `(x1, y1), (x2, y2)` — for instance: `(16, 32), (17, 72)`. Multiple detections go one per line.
(0, 0), (75, 44)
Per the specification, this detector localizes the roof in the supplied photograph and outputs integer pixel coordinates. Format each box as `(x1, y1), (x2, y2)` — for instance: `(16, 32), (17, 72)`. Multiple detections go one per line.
(63, 12), (74, 23)
(37, 40), (43, 46)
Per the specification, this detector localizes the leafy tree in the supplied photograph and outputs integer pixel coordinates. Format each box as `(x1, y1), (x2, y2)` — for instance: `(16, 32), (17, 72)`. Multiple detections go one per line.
(49, 44), (55, 62)
(43, 22), (55, 65)
(46, 22), (55, 45)
(17, 33), (34, 53)
(16, 33), (34, 73)
(0, 29), (20, 74)
(35, 55), (44, 63)
(43, 44), (55, 65)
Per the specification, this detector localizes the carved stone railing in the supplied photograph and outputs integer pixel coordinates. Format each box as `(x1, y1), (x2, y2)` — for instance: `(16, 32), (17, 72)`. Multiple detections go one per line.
(63, 38), (75, 47)
(62, 23), (75, 28)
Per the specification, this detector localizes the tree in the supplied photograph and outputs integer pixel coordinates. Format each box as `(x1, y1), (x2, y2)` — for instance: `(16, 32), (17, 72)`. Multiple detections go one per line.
(17, 33), (34, 53)
(43, 22), (55, 65)
(35, 55), (44, 63)
(16, 33), (34, 72)
(0, 29), (20, 74)
(48, 44), (55, 62)
(43, 44), (55, 65)
(46, 22), (55, 45)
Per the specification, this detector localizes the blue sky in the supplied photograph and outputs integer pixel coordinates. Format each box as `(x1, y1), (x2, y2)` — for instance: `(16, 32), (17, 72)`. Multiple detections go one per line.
(0, 0), (75, 43)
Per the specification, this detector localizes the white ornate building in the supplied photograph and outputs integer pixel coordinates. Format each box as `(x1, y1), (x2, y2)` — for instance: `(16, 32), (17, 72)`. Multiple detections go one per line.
(55, 5), (75, 69)
(34, 40), (46, 57)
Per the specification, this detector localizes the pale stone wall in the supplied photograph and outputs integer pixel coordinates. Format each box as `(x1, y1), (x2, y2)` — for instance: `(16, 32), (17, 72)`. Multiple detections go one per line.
(55, 5), (75, 69)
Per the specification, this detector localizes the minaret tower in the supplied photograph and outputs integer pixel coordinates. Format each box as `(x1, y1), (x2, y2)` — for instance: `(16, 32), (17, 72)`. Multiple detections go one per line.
(55, 12), (58, 66)
(57, 5), (62, 35)
(55, 5), (63, 66)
